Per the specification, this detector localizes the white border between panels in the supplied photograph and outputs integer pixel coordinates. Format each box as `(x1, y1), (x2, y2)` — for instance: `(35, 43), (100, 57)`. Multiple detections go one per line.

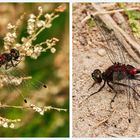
(70, 1), (73, 139)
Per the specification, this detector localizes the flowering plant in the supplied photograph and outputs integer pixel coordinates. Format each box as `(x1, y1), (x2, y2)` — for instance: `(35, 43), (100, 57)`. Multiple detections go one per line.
(0, 4), (67, 129)
(4, 6), (59, 59)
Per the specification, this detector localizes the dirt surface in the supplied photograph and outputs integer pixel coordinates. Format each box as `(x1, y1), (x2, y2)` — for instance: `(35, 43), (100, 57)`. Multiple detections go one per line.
(72, 3), (140, 137)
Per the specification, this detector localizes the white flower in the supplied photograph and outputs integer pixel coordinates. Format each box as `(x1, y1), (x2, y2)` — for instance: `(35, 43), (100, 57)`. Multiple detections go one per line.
(7, 23), (15, 29)
(45, 14), (51, 20)
(30, 14), (36, 19)
(45, 24), (52, 28)
(25, 41), (32, 48)
(9, 123), (15, 128)
(36, 20), (45, 28)
(26, 49), (33, 56)
(38, 6), (43, 13)
(34, 46), (42, 53)
(51, 47), (56, 53)
(28, 30), (34, 35)
(36, 107), (42, 112)
(40, 111), (44, 115)
(3, 122), (8, 128)
(15, 43), (21, 48)
(21, 37), (27, 43)
(12, 32), (17, 37)
(31, 54), (38, 59)
(28, 18), (35, 23)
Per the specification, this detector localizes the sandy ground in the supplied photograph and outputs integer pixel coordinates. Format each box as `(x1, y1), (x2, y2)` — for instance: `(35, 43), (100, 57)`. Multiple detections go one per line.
(72, 3), (140, 137)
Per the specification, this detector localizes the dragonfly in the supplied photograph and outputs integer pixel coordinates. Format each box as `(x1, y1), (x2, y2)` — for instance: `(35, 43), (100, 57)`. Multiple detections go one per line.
(0, 48), (47, 104)
(0, 48), (21, 70)
(83, 15), (140, 123)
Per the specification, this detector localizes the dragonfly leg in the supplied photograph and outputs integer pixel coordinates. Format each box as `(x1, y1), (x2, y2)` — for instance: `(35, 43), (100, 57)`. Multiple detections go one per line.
(5, 62), (12, 70)
(87, 81), (106, 100)
(79, 81), (106, 107)
(107, 82), (118, 108)
(88, 82), (96, 91)
(11, 59), (21, 67)
(5, 60), (16, 69)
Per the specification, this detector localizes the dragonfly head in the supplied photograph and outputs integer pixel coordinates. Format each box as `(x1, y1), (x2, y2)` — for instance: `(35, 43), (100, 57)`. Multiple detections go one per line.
(10, 48), (20, 59)
(92, 69), (102, 83)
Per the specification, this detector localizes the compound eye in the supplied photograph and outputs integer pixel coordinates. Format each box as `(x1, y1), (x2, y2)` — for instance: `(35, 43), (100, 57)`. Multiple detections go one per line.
(96, 73), (100, 78)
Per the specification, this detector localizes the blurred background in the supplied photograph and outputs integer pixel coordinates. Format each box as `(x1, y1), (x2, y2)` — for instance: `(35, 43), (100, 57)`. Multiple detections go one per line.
(0, 3), (69, 137)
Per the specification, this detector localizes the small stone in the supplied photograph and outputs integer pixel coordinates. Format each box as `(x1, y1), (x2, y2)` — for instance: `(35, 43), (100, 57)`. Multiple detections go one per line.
(86, 56), (90, 59)
(97, 49), (106, 56)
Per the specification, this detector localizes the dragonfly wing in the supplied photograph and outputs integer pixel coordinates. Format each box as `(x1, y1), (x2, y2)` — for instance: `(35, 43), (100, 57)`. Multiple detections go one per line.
(112, 70), (127, 93)
(93, 16), (128, 64)
(113, 70), (140, 119)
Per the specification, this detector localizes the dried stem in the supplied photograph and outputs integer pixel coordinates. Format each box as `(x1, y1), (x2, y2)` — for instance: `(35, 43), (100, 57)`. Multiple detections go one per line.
(91, 4), (140, 16)
(0, 103), (67, 112)
(82, 6), (139, 23)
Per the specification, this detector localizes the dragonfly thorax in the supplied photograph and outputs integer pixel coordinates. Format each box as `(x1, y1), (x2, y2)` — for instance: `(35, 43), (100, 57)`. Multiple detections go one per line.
(101, 63), (138, 82)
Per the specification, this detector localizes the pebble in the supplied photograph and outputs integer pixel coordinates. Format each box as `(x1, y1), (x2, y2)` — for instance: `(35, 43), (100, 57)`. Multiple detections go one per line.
(97, 48), (106, 56)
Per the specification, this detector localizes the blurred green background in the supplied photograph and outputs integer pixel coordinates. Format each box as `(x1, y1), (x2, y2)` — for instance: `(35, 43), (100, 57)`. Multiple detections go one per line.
(0, 3), (69, 137)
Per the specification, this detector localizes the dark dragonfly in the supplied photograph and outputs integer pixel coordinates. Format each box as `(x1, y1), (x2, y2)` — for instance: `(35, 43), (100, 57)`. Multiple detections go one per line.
(83, 15), (140, 123)
(0, 48), (47, 103)
(0, 48), (28, 102)
(0, 48), (21, 70)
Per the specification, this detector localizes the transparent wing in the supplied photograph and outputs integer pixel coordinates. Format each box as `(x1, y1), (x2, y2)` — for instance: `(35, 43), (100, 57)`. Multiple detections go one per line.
(126, 78), (140, 120)
(93, 16), (127, 64)
(0, 66), (47, 103)
(112, 70), (140, 120)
